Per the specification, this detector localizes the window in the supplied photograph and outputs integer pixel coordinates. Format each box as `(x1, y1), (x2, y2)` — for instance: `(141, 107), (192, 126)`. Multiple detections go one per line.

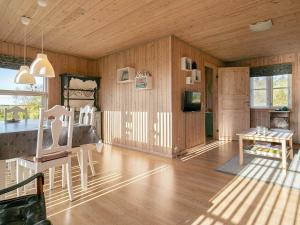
(250, 74), (291, 108)
(0, 68), (48, 120)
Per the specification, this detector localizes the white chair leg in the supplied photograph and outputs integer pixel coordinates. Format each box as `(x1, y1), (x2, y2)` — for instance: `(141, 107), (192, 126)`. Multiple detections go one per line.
(7, 161), (11, 171)
(88, 149), (95, 176)
(76, 152), (81, 169)
(66, 158), (74, 201)
(10, 160), (16, 181)
(16, 162), (23, 197)
(49, 167), (55, 190)
(61, 164), (67, 188)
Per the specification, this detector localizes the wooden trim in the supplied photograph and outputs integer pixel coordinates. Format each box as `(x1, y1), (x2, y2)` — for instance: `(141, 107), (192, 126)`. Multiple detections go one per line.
(204, 62), (218, 141)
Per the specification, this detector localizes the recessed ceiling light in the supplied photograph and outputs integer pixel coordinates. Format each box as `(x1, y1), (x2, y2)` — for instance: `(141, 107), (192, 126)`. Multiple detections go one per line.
(37, 0), (48, 7)
(249, 19), (273, 32)
(20, 16), (31, 26)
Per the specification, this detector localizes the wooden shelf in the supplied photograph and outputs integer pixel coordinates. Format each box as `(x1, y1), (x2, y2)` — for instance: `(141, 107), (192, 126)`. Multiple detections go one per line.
(66, 98), (95, 100)
(64, 88), (95, 92)
(244, 144), (291, 159)
(270, 110), (290, 129)
(181, 57), (192, 71)
(117, 67), (135, 83)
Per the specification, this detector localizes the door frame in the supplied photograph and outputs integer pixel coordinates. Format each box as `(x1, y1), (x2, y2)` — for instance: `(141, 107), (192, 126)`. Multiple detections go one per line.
(204, 62), (219, 142)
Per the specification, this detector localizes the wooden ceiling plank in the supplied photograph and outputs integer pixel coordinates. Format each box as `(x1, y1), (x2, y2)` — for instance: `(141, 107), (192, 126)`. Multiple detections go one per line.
(0, 0), (300, 61)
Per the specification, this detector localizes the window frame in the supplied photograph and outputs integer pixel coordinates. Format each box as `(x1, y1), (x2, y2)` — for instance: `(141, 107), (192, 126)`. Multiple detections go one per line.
(0, 68), (49, 110)
(250, 74), (292, 109)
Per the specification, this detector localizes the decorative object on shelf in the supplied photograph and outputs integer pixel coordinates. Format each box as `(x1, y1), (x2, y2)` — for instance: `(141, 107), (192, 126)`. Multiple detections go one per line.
(244, 144), (282, 158)
(60, 73), (100, 111)
(15, 16), (36, 85)
(192, 61), (198, 70)
(275, 106), (289, 112)
(186, 76), (193, 85)
(135, 71), (153, 90)
(192, 69), (201, 82)
(181, 57), (192, 71)
(117, 67), (135, 83)
(30, 0), (55, 78)
(270, 110), (290, 129)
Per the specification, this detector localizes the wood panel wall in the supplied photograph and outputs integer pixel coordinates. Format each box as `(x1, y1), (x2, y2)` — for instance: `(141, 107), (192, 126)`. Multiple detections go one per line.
(98, 37), (173, 157)
(250, 109), (270, 128)
(171, 37), (223, 154)
(0, 41), (98, 108)
(229, 53), (300, 142)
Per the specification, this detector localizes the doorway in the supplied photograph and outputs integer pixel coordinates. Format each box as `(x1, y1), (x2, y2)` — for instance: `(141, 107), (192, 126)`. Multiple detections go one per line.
(205, 66), (214, 143)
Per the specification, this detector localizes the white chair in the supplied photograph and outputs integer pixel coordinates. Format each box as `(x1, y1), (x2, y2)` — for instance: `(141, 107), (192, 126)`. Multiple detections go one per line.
(72, 105), (96, 176)
(4, 106), (28, 121)
(5, 106), (28, 181)
(17, 105), (75, 201)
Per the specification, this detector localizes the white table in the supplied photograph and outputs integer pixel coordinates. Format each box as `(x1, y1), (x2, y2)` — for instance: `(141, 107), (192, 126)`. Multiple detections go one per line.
(0, 120), (100, 191)
(237, 128), (294, 173)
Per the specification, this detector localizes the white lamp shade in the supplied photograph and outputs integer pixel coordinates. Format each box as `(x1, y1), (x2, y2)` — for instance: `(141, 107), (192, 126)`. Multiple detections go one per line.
(15, 65), (36, 84)
(30, 53), (55, 78)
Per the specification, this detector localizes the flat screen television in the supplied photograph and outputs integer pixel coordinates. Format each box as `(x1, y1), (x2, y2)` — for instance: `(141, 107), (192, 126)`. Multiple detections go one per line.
(182, 91), (201, 112)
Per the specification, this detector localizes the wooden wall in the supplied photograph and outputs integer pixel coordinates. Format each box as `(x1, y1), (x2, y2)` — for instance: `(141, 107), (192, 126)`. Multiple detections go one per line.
(171, 37), (224, 154)
(0, 41), (98, 107)
(230, 53), (300, 142)
(98, 37), (173, 157)
(250, 109), (270, 128)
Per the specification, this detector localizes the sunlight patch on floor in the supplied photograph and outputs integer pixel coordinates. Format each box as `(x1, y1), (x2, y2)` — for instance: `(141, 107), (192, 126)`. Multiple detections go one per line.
(191, 168), (300, 225)
(180, 141), (231, 162)
(47, 164), (169, 218)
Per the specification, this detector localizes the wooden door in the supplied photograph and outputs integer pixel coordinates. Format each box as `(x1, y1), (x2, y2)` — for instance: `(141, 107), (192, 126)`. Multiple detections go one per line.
(218, 67), (250, 140)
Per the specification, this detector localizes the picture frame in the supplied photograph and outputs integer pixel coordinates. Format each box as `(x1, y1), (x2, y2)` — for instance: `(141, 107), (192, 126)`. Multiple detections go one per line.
(135, 71), (153, 90)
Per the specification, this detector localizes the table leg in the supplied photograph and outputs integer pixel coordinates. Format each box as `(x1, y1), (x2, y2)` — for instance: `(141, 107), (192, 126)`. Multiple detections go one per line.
(0, 160), (5, 199)
(80, 145), (88, 190)
(239, 136), (244, 165)
(281, 140), (287, 175)
(289, 138), (294, 160)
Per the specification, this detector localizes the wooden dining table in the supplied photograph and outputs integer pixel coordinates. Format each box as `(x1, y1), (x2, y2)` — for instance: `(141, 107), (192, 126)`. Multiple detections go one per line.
(0, 119), (100, 191)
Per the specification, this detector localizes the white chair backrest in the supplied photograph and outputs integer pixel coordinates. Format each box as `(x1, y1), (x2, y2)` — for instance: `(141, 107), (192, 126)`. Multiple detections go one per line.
(78, 105), (95, 126)
(36, 105), (74, 159)
(4, 106), (28, 121)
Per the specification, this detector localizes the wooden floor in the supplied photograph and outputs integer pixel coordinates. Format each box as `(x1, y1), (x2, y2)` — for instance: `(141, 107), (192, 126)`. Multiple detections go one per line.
(5, 141), (300, 225)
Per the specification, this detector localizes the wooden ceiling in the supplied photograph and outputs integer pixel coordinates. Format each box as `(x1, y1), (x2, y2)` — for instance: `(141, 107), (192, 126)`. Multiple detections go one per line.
(0, 0), (300, 61)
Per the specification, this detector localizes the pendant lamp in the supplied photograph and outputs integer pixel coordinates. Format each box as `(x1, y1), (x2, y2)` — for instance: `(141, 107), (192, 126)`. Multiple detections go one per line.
(29, 30), (55, 78)
(15, 17), (36, 85)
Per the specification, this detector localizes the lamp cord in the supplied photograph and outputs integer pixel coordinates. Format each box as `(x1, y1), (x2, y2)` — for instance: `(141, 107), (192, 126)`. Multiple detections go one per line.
(42, 29), (44, 54)
(24, 26), (27, 66)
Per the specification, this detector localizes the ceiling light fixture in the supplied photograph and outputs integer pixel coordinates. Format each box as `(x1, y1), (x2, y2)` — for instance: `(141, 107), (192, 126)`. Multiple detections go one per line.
(30, 0), (55, 78)
(249, 19), (273, 32)
(15, 16), (36, 85)
(37, 0), (48, 7)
